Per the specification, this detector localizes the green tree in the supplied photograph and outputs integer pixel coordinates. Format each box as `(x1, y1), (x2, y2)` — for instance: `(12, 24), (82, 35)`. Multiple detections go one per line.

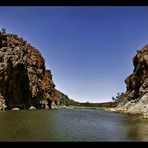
(112, 92), (124, 103)
(1, 28), (6, 34)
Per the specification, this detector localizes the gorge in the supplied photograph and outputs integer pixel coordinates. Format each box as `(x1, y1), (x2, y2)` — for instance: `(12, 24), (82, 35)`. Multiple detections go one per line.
(0, 30), (148, 116)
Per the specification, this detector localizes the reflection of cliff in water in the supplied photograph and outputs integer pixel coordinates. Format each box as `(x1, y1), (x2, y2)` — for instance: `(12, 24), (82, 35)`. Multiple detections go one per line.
(123, 114), (148, 141)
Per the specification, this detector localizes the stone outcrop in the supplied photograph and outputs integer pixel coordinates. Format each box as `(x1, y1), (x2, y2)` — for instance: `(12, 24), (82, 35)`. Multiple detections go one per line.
(112, 45), (148, 117)
(124, 45), (148, 101)
(0, 31), (67, 110)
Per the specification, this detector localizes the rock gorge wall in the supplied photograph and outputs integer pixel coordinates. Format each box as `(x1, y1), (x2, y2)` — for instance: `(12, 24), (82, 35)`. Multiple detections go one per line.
(114, 45), (148, 117)
(0, 32), (66, 110)
(124, 45), (148, 101)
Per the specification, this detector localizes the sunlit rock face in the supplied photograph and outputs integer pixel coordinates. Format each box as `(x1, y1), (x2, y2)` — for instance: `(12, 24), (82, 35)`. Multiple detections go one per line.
(115, 45), (148, 116)
(124, 45), (148, 101)
(0, 32), (61, 110)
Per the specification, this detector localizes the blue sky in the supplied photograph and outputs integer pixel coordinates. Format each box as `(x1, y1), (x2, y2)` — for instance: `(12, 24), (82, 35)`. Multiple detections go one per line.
(0, 6), (148, 102)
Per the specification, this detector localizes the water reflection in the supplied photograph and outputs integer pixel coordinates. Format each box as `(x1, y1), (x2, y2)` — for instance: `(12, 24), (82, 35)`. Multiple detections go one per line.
(123, 114), (148, 141)
(0, 109), (57, 141)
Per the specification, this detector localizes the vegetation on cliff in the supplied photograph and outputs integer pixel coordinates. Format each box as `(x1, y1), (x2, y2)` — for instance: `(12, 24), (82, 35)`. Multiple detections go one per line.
(112, 92), (124, 104)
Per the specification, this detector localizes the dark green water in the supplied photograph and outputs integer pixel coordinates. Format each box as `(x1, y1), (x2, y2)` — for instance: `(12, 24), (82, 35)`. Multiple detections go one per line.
(0, 108), (148, 141)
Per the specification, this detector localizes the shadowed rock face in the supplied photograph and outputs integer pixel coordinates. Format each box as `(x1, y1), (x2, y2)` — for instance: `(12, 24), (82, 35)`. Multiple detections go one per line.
(124, 45), (148, 101)
(0, 32), (61, 110)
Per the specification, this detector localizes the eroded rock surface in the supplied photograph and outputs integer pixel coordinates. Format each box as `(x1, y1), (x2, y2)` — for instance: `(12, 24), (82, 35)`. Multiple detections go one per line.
(124, 45), (148, 101)
(0, 32), (65, 110)
(114, 45), (148, 117)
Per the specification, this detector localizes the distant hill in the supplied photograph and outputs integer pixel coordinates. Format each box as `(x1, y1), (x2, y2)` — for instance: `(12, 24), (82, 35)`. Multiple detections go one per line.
(78, 102), (117, 108)
(55, 90), (117, 108)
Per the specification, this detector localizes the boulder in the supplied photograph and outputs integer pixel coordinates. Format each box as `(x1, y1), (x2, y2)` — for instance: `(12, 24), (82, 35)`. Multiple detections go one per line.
(12, 108), (20, 110)
(29, 106), (36, 110)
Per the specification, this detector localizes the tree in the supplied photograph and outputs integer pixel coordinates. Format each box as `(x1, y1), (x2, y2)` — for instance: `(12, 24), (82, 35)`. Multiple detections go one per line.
(112, 92), (124, 103)
(1, 28), (6, 34)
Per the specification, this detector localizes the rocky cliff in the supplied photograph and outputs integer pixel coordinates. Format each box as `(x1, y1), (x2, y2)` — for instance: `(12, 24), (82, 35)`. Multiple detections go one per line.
(124, 45), (148, 101)
(0, 31), (68, 110)
(113, 45), (148, 118)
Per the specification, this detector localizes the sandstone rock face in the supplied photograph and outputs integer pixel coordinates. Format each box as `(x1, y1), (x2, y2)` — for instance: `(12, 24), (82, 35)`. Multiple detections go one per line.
(0, 32), (62, 110)
(114, 45), (148, 117)
(124, 45), (148, 101)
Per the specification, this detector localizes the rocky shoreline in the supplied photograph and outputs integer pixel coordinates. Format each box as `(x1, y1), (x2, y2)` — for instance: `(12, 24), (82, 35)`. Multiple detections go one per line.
(106, 93), (148, 119)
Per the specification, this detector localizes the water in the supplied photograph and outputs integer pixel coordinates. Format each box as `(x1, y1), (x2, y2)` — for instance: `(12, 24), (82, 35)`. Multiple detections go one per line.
(0, 108), (148, 141)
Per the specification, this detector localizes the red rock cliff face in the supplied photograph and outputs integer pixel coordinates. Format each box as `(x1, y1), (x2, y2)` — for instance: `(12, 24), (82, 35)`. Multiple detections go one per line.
(124, 45), (148, 101)
(0, 32), (60, 110)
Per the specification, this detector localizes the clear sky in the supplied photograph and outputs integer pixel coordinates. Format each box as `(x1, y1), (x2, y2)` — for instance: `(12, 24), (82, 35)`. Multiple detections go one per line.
(0, 6), (148, 103)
